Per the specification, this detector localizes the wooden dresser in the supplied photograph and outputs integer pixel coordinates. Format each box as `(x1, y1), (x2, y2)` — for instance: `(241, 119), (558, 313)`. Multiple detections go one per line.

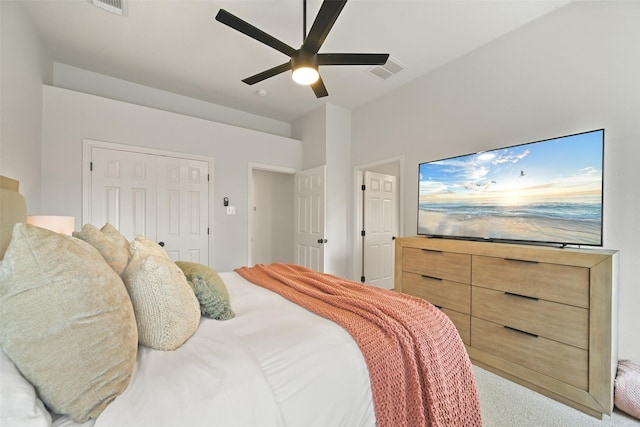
(394, 236), (618, 418)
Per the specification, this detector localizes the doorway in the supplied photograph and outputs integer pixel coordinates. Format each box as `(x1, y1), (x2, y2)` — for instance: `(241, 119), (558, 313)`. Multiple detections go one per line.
(249, 165), (295, 266)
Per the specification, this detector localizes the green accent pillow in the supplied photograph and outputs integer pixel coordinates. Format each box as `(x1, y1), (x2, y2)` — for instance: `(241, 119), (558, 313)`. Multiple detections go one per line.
(175, 261), (235, 320)
(0, 223), (137, 423)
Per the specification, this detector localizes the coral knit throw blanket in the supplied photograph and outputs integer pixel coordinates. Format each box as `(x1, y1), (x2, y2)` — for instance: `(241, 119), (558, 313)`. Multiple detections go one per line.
(235, 263), (482, 427)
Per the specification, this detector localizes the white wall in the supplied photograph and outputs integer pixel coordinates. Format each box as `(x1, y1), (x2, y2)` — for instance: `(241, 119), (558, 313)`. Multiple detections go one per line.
(325, 104), (352, 278)
(53, 63), (292, 139)
(351, 2), (640, 360)
(41, 85), (301, 271)
(0, 2), (52, 211)
(292, 104), (352, 278)
(292, 106), (327, 170)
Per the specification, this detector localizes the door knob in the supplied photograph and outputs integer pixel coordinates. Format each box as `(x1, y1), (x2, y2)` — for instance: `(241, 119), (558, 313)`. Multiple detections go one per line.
(317, 239), (328, 244)
(158, 241), (165, 247)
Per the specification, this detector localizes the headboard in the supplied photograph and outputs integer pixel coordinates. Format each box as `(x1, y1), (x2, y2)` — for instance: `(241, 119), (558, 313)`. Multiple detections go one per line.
(0, 176), (27, 259)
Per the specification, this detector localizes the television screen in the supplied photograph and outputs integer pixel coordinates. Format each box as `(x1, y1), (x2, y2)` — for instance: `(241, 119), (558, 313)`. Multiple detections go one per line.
(418, 129), (604, 246)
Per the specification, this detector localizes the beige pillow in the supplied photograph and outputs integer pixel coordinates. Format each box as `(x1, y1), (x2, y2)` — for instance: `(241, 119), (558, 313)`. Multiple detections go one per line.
(101, 223), (130, 256)
(122, 253), (201, 351)
(130, 236), (170, 260)
(72, 223), (130, 275)
(0, 223), (138, 423)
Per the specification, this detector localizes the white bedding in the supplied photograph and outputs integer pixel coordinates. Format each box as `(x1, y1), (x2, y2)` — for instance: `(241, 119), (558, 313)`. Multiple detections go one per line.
(54, 271), (375, 427)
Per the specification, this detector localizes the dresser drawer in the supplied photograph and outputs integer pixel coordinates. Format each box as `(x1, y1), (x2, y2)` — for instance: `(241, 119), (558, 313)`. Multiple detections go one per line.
(472, 287), (588, 349)
(471, 317), (588, 390)
(403, 247), (471, 284)
(403, 272), (470, 314)
(472, 255), (589, 308)
(443, 309), (470, 346)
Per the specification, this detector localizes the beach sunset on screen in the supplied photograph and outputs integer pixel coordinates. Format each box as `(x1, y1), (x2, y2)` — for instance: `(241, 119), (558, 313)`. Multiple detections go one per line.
(418, 130), (604, 245)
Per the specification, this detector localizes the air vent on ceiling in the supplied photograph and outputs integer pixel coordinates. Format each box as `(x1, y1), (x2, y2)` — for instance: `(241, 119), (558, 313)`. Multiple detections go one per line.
(367, 56), (406, 80)
(90, 0), (127, 16)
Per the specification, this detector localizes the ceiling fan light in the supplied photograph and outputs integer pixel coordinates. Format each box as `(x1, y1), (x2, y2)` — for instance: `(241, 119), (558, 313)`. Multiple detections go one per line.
(292, 66), (319, 85)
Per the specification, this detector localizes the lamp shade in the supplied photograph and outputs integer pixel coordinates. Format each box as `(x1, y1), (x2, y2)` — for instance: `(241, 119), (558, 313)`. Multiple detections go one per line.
(291, 51), (319, 85)
(292, 66), (319, 85)
(26, 216), (75, 235)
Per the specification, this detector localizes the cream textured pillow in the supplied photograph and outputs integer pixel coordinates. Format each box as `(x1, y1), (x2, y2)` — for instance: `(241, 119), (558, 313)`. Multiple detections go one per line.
(72, 223), (130, 275)
(130, 236), (170, 260)
(122, 253), (201, 351)
(101, 223), (131, 256)
(175, 261), (235, 320)
(0, 223), (138, 423)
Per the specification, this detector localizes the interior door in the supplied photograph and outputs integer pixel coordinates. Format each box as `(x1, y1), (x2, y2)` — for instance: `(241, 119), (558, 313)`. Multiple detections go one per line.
(293, 165), (326, 272)
(362, 171), (397, 289)
(156, 156), (209, 263)
(89, 145), (210, 264)
(90, 147), (157, 240)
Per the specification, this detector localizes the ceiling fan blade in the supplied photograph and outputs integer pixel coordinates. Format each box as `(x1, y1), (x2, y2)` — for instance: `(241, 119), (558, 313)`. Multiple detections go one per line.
(242, 62), (292, 85)
(311, 76), (329, 98)
(318, 53), (389, 66)
(216, 9), (297, 57)
(302, 0), (347, 54)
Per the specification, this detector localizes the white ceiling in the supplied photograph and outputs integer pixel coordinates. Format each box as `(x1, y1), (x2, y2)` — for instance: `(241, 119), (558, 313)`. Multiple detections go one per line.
(20, 0), (571, 123)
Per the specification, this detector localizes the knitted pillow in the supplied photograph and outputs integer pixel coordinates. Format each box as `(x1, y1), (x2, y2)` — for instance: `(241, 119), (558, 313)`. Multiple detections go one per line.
(122, 254), (201, 351)
(130, 236), (170, 260)
(0, 223), (137, 423)
(72, 223), (130, 275)
(175, 261), (235, 320)
(615, 360), (640, 419)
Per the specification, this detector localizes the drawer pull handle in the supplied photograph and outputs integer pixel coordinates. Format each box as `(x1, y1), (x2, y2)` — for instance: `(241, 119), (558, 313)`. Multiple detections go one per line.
(421, 274), (442, 281)
(505, 292), (539, 301)
(504, 258), (539, 264)
(504, 325), (538, 338)
(421, 249), (443, 254)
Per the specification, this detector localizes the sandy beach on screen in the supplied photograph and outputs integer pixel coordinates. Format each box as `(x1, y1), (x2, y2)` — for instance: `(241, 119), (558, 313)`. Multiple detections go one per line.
(418, 210), (601, 245)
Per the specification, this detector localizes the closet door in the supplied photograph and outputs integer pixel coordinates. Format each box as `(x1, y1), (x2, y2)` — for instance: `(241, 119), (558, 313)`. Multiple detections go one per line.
(90, 147), (157, 240)
(89, 145), (210, 264)
(156, 156), (209, 263)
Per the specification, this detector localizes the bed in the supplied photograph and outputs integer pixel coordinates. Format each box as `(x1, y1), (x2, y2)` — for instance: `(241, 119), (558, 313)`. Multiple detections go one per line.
(0, 176), (481, 427)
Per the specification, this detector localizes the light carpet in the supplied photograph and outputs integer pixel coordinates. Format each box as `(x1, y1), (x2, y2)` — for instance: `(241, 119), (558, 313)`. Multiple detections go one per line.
(473, 365), (640, 426)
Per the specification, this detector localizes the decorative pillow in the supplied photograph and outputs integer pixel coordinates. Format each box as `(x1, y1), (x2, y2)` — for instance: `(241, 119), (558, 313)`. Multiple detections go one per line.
(72, 223), (130, 275)
(615, 359), (640, 419)
(0, 188), (26, 260)
(101, 223), (131, 256)
(0, 223), (138, 423)
(122, 254), (201, 351)
(175, 261), (235, 320)
(0, 348), (52, 427)
(130, 236), (170, 260)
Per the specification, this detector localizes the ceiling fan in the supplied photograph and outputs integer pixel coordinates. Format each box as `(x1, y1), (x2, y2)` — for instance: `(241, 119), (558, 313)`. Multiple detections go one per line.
(215, 0), (389, 98)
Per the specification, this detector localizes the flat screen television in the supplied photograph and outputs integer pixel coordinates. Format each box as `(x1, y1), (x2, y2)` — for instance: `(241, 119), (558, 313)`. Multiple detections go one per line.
(417, 129), (604, 246)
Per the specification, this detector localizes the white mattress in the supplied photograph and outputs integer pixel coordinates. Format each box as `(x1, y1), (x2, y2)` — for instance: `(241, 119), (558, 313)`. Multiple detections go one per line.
(54, 271), (375, 427)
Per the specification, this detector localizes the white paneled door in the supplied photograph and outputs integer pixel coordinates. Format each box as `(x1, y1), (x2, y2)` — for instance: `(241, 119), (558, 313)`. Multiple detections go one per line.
(156, 156), (209, 262)
(363, 171), (397, 289)
(90, 147), (157, 240)
(89, 145), (210, 264)
(293, 165), (326, 272)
